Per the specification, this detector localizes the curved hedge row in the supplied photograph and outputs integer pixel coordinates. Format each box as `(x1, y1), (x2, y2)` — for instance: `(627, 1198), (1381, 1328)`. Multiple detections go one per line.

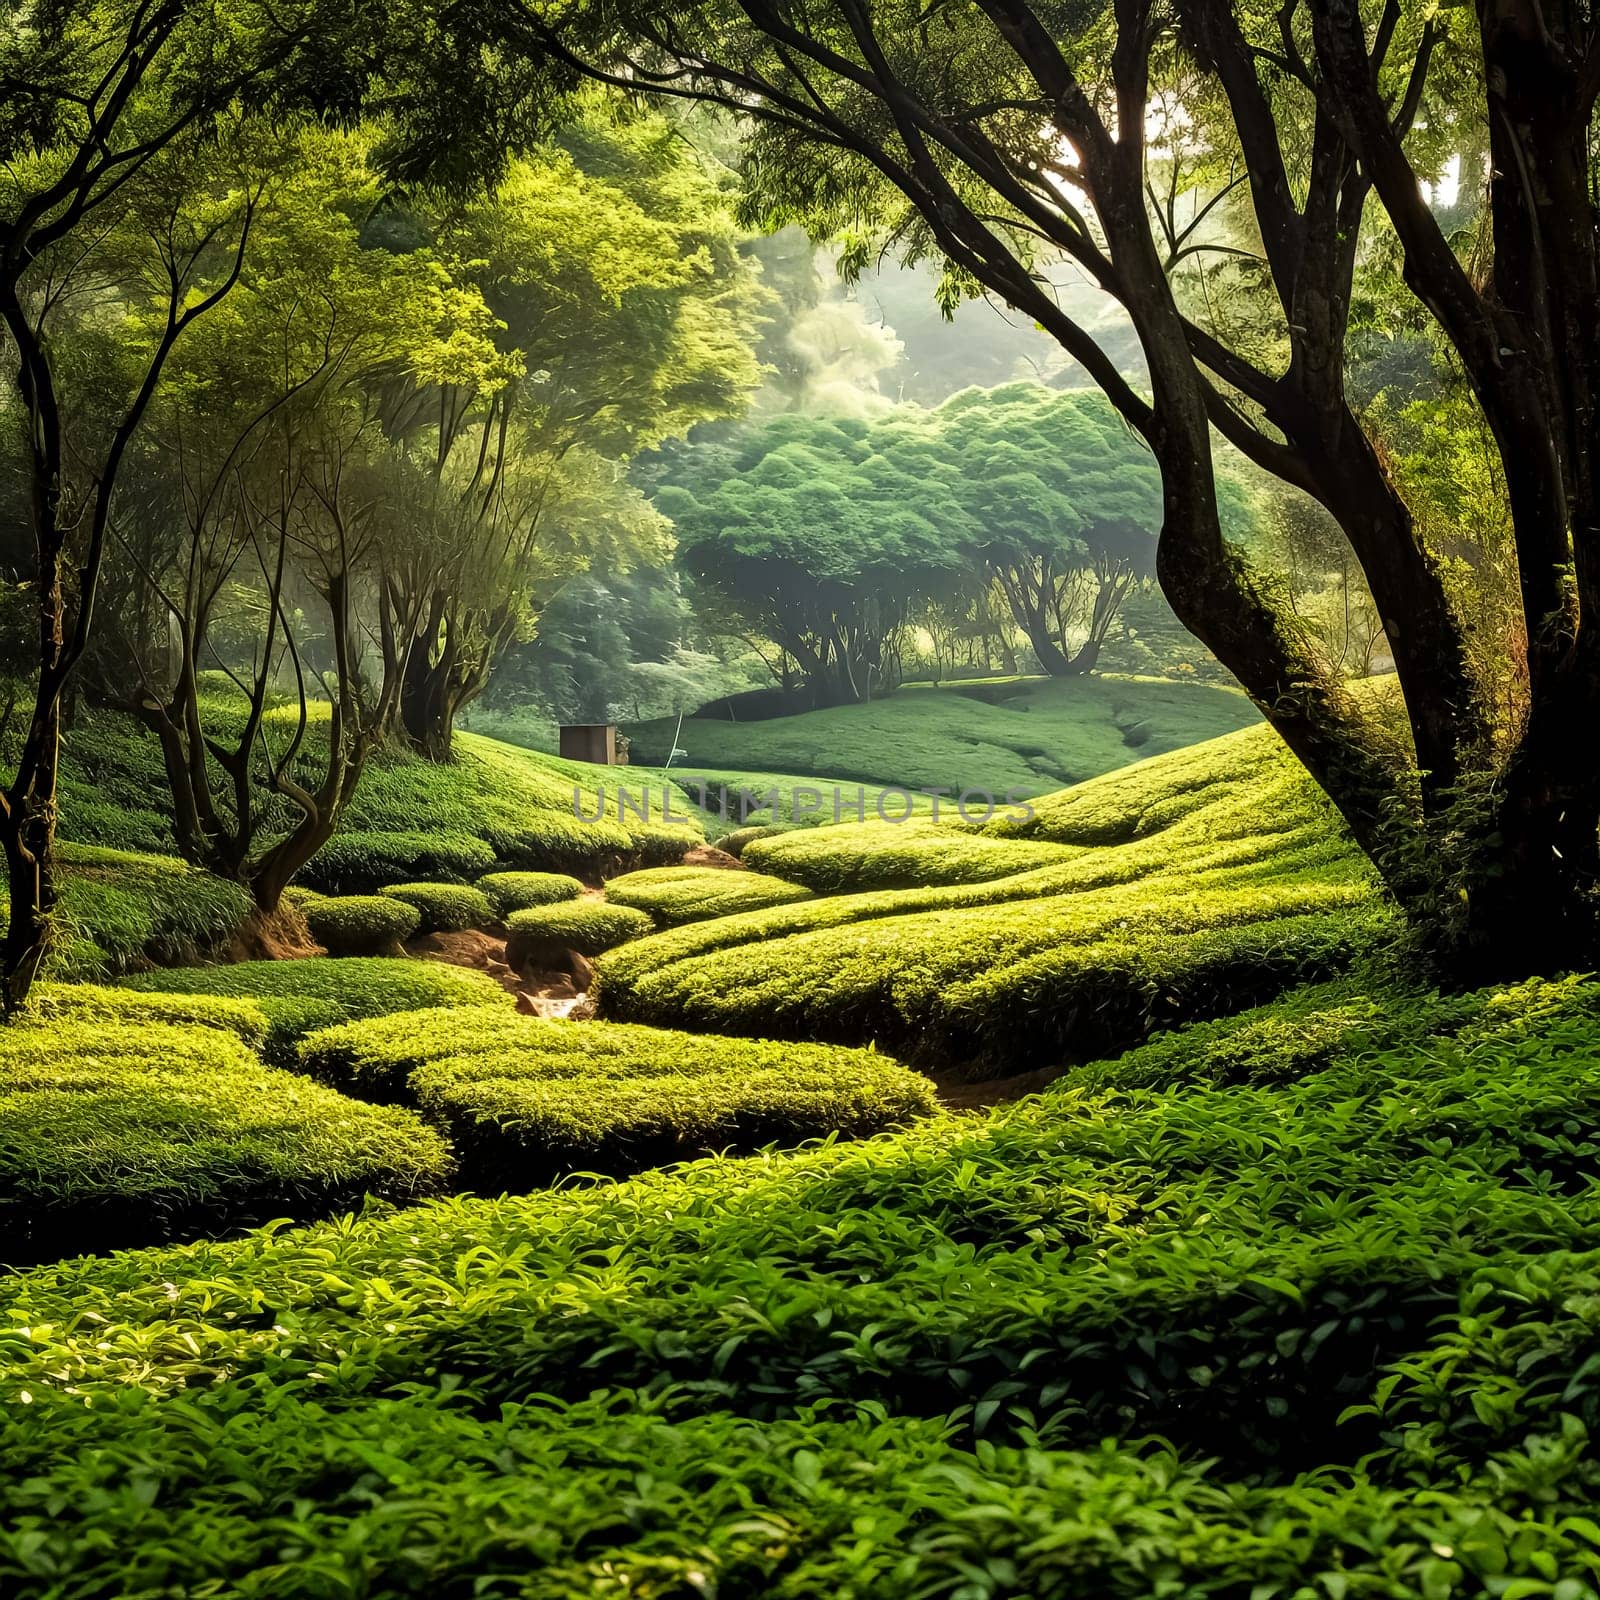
(0, 1013), (451, 1265)
(602, 864), (813, 925)
(597, 725), (1384, 1071)
(4, 977), (1600, 1590)
(119, 958), (509, 1064)
(742, 820), (1076, 892)
(299, 1010), (934, 1185)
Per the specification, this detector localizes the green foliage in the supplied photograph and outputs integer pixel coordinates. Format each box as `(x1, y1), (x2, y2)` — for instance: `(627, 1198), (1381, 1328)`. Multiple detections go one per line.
(306, 896), (421, 956)
(299, 1010), (934, 1185)
(717, 824), (784, 856)
(9, 975), (1600, 1589)
(21, 981), (271, 1050)
(475, 869), (586, 916)
(54, 703), (702, 890)
(743, 820), (1075, 890)
(504, 900), (655, 966)
(119, 958), (509, 1065)
(598, 725), (1385, 1070)
(627, 674), (1258, 797)
(298, 830), (499, 894)
(0, 1009), (450, 1264)
(377, 882), (494, 934)
(602, 865), (812, 924)
(28, 844), (253, 982)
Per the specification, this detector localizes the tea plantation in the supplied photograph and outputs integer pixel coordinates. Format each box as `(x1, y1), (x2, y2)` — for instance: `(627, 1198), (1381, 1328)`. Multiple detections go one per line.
(1, 704), (1592, 1597)
(4, 969), (1600, 1593)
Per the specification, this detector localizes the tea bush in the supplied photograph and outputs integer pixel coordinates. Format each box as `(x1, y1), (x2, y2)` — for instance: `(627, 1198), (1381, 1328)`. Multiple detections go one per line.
(300, 1011), (936, 1184)
(504, 900), (654, 968)
(0, 1014), (451, 1264)
(475, 869), (585, 916)
(742, 819), (1076, 891)
(23, 843), (254, 981)
(119, 958), (509, 1064)
(5, 976), (1600, 1591)
(717, 823), (784, 855)
(602, 864), (813, 924)
(306, 894), (421, 955)
(377, 882), (494, 934)
(598, 724), (1384, 1071)
(300, 829), (498, 893)
(22, 980), (270, 1049)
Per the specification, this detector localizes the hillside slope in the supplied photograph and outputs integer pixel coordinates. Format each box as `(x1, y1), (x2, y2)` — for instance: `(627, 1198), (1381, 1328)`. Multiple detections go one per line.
(624, 674), (1258, 795)
(597, 724), (1390, 1071)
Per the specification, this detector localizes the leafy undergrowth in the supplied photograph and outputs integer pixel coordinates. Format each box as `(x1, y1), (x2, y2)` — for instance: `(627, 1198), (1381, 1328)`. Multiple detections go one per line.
(6, 843), (255, 982)
(118, 958), (510, 1064)
(5, 975), (1600, 1592)
(0, 986), (451, 1265)
(54, 697), (704, 888)
(598, 725), (1388, 1072)
(625, 673), (1259, 795)
(603, 863), (814, 923)
(299, 1009), (935, 1185)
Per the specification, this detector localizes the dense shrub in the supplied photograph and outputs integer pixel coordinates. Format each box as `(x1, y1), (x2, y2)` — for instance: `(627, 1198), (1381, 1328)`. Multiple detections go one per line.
(504, 900), (654, 968)
(475, 869), (585, 916)
(306, 895), (421, 955)
(6, 977), (1600, 1591)
(717, 823), (784, 856)
(0, 1015), (451, 1264)
(23, 980), (270, 1049)
(119, 958), (509, 1064)
(301, 1011), (934, 1185)
(377, 882), (494, 934)
(602, 864), (812, 925)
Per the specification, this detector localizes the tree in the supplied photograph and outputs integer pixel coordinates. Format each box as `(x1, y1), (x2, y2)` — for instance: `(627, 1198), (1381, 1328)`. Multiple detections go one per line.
(369, 112), (767, 760)
(0, 0), (543, 1004)
(517, 0), (1599, 976)
(648, 412), (967, 703)
(102, 130), (504, 910)
(925, 384), (1179, 674)
(647, 386), (1195, 695)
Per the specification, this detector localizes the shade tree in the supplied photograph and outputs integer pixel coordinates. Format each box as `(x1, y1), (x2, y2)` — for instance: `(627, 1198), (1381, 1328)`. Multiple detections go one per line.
(0, 0), (544, 1003)
(518, 0), (1600, 976)
(367, 112), (767, 760)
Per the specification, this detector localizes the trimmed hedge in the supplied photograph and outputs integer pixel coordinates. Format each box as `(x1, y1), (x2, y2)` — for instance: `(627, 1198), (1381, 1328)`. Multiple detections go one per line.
(306, 894), (420, 955)
(602, 864), (813, 925)
(716, 823), (784, 856)
(7, 976), (1600, 1591)
(299, 1011), (936, 1185)
(475, 869), (585, 916)
(742, 819), (1076, 891)
(377, 882), (494, 935)
(0, 1013), (451, 1264)
(22, 980), (270, 1049)
(504, 900), (654, 969)
(119, 958), (510, 1064)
